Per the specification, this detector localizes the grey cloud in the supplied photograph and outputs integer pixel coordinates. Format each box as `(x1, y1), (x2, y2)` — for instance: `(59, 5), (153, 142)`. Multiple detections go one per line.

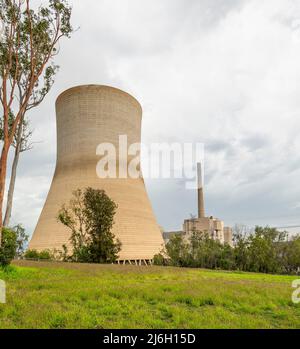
(205, 139), (230, 153)
(240, 134), (271, 151)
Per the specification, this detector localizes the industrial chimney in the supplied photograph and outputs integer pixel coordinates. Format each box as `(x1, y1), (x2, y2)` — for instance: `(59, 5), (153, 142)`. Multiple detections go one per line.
(197, 162), (205, 218)
(29, 85), (164, 262)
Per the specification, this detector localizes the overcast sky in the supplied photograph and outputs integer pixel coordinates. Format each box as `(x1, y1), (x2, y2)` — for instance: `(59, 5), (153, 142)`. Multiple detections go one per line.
(6, 0), (300, 236)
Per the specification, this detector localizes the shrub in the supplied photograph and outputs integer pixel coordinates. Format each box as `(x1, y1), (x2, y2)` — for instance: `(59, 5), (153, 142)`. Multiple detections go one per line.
(50, 247), (69, 262)
(24, 249), (52, 260)
(0, 228), (17, 267)
(38, 250), (51, 260)
(153, 253), (168, 266)
(24, 249), (40, 259)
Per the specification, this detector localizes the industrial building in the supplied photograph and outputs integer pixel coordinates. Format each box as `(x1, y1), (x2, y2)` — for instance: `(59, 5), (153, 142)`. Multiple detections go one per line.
(29, 85), (165, 264)
(164, 163), (233, 246)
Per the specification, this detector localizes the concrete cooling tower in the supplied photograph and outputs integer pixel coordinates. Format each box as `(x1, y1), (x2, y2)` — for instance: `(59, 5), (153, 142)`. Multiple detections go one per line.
(29, 85), (164, 263)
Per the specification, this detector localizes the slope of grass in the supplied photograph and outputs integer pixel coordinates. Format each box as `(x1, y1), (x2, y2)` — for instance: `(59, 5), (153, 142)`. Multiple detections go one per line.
(0, 260), (299, 329)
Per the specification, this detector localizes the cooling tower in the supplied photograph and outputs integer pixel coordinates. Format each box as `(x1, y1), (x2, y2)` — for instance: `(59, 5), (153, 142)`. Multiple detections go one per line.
(29, 85), (164, 261)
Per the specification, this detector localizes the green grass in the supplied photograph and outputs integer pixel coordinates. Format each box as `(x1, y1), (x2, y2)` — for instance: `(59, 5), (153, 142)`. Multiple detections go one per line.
(0, 260), (299, 329)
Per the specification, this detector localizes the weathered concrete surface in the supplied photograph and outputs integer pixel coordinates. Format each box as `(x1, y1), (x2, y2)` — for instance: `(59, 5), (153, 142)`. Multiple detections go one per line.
(29, 85), (164, 260)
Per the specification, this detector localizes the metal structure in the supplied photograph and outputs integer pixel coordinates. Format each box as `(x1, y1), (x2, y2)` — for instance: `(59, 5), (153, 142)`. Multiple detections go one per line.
(29, 85), (164, 262)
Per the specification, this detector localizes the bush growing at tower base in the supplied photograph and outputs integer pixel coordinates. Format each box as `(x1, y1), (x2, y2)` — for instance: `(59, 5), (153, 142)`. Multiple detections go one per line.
(24, 249), (40, 260)
(24, 249), (52, 260)
(57, 187), (121, 263)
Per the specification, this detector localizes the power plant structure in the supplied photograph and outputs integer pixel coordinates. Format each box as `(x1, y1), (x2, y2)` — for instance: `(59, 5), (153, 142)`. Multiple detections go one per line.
(183, 162), (233, 245)
(163, 163), (233, 246)
(29, 85), (165, 264)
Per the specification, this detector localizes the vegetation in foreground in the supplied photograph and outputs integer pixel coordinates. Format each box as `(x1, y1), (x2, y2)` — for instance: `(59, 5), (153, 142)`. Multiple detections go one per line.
(0, 261), (299, 329)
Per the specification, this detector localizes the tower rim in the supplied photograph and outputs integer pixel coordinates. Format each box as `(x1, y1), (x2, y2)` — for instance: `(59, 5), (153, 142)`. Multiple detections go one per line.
(55, 84), (142, 112)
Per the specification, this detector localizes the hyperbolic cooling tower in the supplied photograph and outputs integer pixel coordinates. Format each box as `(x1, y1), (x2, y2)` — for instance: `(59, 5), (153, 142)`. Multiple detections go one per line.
(29, 85), (164, 261)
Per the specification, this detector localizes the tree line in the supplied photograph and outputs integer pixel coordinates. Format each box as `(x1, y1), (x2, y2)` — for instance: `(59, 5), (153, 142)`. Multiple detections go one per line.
(154, 226), (300, 275)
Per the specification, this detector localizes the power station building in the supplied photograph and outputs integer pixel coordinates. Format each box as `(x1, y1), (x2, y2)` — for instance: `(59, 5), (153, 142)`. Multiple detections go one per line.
(29, 85), (165, 263)
(164, 163), (233, 246)
(182, 163), (233, 245)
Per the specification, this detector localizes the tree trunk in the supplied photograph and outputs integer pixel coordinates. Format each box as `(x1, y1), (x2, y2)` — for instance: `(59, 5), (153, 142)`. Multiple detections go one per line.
(0, 142), (10, 245)
(3, 123), (23, 227)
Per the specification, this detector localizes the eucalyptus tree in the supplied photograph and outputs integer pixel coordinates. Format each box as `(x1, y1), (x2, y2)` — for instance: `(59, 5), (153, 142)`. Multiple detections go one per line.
(0, 0), (73, 241)
(2, 115), (32, 226)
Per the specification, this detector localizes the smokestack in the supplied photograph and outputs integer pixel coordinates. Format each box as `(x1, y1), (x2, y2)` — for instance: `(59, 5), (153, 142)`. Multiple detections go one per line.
(197, 162), (205, 218)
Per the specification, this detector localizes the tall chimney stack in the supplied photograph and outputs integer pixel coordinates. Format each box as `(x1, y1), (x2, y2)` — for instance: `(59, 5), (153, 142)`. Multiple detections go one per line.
(197, 162), (205, 218)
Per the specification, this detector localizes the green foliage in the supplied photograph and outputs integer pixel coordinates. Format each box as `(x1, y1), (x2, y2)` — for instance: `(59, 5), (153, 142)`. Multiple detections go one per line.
(0, 111), (14, 141)
(0, 0), (73, 127)
(246, 226), (286, 273)
(153, 253), (167, 266)
(13, 224), (29, 258)
(37, 250), (51, 260)
(0, 225), (28, 265)
(24, 249), (51, 260)
(24, 249), (39, 259)
(0, 228), (17, 266)
(232, 226), (250, 271)
(156, 226), (300, 275)
(280, 235), (300, 273)
(164, 234), (190, 267)
(49, 246), (69, 262)
(0, 110), (32, 151)
(0, 0), (73, 240)
(57, 187), (121, 264)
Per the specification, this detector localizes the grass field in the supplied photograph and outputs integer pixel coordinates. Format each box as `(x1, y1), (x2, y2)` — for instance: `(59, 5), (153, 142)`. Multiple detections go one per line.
(0, 260), (299, 329)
